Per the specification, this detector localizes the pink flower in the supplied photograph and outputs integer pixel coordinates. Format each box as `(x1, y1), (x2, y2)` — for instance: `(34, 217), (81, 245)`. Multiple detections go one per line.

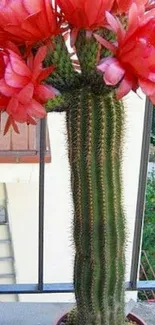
(95, 4), (155, 103)
(0, 0), (60, 47)
(0, 45), (59, 134)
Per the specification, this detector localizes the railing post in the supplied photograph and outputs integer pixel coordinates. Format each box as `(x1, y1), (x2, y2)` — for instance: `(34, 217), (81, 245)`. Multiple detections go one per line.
(38, 118), (46, 291)
(130, 98), (153, 289)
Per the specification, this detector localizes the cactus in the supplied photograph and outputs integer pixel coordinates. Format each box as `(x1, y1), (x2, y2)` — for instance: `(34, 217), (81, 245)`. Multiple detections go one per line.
(66, 88), (125, 325)
(48, 32), (126, 325)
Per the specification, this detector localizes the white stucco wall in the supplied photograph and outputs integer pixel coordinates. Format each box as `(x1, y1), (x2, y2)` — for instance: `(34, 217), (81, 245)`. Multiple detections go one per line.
(123, 90), (145, 301)
(3, 90), (146, 302)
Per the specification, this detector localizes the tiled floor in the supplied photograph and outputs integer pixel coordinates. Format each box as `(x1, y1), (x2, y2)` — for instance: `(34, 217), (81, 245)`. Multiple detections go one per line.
(133, 302), (155, 325)
(0, 302), (154, 325)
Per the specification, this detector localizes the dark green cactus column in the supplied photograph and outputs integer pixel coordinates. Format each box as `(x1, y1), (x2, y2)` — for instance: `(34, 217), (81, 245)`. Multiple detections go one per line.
(66, 88), (126, 325)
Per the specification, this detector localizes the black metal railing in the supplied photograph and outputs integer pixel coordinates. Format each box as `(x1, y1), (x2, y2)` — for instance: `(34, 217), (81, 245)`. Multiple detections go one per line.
(0, 99), (154, 295)
(130, 98), (153, 290)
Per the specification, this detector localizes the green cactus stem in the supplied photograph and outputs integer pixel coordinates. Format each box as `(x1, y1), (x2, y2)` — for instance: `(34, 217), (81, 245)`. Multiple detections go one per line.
(66, 88), (126, 325)
(46, 31), (127, 325)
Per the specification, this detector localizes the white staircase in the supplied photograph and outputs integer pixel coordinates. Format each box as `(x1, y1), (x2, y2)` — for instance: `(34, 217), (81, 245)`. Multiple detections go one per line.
(0, 185), (18, 301)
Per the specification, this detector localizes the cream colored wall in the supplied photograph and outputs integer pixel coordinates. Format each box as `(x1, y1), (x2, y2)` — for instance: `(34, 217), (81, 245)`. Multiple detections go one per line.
(123, 90), (145, 301)
(0, 162), (39, 183)
(4, 90), (146, 302)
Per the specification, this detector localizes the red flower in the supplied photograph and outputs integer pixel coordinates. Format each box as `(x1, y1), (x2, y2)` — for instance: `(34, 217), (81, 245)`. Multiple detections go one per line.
(57, 0), (114, 45)
(95, 4), (155, 103)
(0, 0), (60, 47)
(0, 45), (59, 134)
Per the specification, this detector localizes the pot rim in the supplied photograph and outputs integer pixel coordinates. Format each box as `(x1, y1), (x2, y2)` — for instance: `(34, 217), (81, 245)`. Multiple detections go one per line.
(56, 312), (147, 325)
(128, 312), (147, 325)
(56, 313), (68, 325)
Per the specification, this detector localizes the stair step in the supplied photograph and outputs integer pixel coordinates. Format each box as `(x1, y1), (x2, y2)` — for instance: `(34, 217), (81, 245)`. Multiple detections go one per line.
(0, 294), (17, 302)
(0, 256), (13, 261)
(0, 260), (14, 273)
(0, 273), (15, 279)
(0, 277), (14, 284)
(0, 239), (11, 244)
(0, 224), (9, 240)
(0, 242), (13, 258)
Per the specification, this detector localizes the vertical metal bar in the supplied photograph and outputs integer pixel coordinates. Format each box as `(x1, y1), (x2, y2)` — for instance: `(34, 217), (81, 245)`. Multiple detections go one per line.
(27, 124), (30, 150)
(36, 121), (41, 152)
(38, 118), (46, 291)
(3, 183), (8, 223)
(130, 98), (153, 289)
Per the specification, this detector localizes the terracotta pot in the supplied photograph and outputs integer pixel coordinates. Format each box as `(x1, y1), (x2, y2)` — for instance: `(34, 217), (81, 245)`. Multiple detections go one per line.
(56, 312), (147, 325)
(128, 312), (147, 325)
(56, 313), (67, 325)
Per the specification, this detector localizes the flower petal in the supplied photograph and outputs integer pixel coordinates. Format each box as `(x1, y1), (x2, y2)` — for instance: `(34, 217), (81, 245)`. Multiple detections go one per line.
(70, 27), (79, 47)
(94, 33), (117, 53)
(127, 3), (140, 37)
(5, 62), (29, 88)
(34, 45), (47, 68)
(85, 0), (103, 26)
(0, 94), (8, 108)
(23, 0), (42, 13)
(116, 74), (137, 99)
(9, 53), (31, 77)
(17, 82), (34, 104)
(34, 84), (59, 103)
(26, 99), (46, 118)
(0, 78), (17, 96)
(104, 61), (125, 85)
(6, 96), (19, 114)
(37, 66), (55, 83)
(4, 115), (19, 135)
(32, 46), (47, 79)
(139, 78), (155, 96)
(105, 11), (125, 42)
(97, 57), (119, 72)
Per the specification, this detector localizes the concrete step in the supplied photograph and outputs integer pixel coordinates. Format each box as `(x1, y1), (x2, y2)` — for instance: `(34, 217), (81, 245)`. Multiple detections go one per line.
(0, 224), (9, 240)
(0, 239), (11, 244)
(0, 184), (5, 200)
(0, 273), (15, 279)
(0, 242), (12, 258)
(0, 256), (13, 261)
(0, 294), (17, 302)
(0, 277), (14, 284)
(0, 258), (14, 274)
(0, 273), (15, 284)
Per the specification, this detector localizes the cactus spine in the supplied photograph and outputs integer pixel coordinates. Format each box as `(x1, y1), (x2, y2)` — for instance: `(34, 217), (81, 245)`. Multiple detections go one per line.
(66, 88), (125, 325)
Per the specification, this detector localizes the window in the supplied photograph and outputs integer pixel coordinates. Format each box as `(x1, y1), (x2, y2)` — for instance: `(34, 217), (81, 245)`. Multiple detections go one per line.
(0, 114), (51, 163)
